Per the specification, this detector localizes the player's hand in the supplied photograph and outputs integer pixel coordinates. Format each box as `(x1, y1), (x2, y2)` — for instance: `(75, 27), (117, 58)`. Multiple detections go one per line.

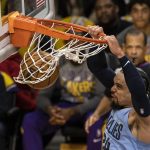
(85, 113), (100, 134)
(87, 25), (105, 39)
(105, 35), (125, 58)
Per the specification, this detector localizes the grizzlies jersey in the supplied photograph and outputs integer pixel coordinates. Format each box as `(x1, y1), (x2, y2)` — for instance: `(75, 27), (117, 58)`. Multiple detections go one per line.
(102, 108), (150, 150)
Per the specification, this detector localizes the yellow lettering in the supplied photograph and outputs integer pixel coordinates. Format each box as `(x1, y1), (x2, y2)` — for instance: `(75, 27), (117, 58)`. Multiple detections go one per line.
(66, 81), (95, 99)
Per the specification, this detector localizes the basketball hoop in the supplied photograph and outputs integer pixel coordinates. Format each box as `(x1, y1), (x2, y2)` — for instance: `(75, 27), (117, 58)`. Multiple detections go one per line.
(8, 12), (108, 88)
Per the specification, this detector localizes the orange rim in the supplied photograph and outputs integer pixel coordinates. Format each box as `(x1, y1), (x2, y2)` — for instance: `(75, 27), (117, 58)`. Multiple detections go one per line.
(9, 12), (107, 48)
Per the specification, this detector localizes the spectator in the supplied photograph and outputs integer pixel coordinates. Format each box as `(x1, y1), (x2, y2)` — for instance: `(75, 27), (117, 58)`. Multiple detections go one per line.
(0, 52), (38, 149)
(117, 0), (150, 54)
(93, 0), (131, 35)
(86, 26), (150, 149)
(123, 28), (150, 76)
(0, 53), (38, 111)
(55, 0), (97, 18)
(0, 71), (17, 150)
(90, 0), (132, 71)
(22, 58), (105, 150)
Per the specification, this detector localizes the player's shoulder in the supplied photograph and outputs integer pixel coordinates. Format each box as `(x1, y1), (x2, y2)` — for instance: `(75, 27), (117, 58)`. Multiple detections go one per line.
(112, 108), (132, 118)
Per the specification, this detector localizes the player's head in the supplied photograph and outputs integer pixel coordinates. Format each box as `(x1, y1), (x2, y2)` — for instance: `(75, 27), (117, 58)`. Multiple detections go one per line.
(95, 0), (120, 25)
(129, 0), (150, 29)
(111, 67), (150, 109)
(123, 28), (147, 66)
(111, 69), (132, 109)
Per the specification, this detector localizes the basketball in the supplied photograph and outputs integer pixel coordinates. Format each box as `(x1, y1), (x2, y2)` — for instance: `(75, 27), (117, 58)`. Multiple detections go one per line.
(20, 50), (59, 89)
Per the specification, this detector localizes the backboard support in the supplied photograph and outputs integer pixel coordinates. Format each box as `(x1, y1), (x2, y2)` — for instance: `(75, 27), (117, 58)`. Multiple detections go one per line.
(0, 0), (55, 62)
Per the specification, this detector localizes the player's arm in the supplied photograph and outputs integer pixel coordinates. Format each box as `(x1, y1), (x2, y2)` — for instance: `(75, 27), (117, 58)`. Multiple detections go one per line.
(87, 49), (115, 89)
(94, 95), (112, 117)
(85, 95), (112, 133)
(120, 56), (150, 119)
(105, 35), (150, 120)
(87, 26), (115, 89)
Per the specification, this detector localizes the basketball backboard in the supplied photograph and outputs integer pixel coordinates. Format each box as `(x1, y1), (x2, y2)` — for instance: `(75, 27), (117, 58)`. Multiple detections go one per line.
(0, 0), (55, 62)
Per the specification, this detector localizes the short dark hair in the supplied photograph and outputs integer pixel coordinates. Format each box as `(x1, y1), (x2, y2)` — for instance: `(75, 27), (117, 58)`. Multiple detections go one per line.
(128, 0), (150, 12)
(124, 28), (147, 45)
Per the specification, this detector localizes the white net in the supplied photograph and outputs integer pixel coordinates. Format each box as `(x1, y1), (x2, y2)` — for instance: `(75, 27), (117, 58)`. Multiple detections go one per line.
(14, 22), (107, 85)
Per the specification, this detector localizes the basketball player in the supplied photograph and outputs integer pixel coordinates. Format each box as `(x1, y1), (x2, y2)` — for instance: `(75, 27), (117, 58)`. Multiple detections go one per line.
(85, 28), (150, 134)
(86, 26), (150, 149)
